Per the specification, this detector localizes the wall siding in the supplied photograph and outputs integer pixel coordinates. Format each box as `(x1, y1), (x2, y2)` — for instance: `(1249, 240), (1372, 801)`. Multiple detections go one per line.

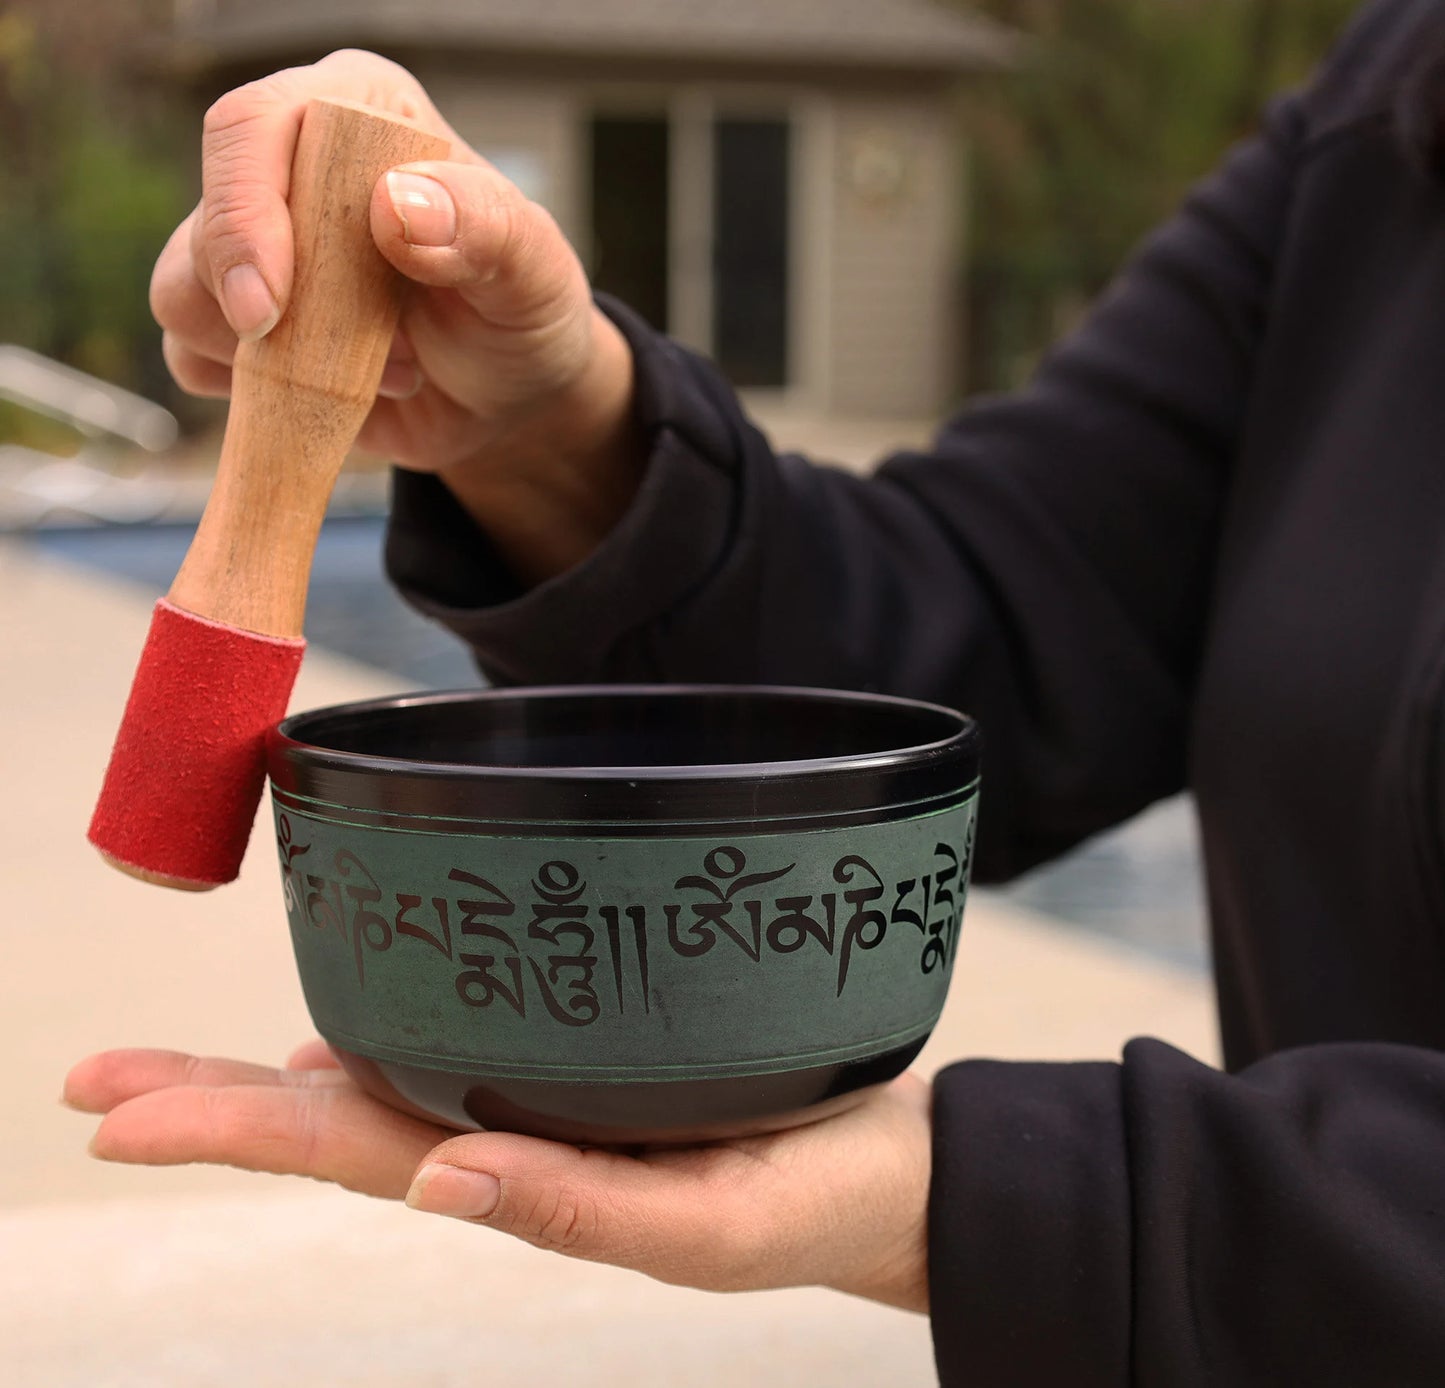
(409, 69), (965, 420)
(826, 92), (961, 416)
(417, 70), (583, 245)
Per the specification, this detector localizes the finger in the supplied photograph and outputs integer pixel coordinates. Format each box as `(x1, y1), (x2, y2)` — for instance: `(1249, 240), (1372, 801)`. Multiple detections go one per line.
(372, 159), (589, 334)
(152, 209), (237, 366)
(64, 1048), (350, 1114)
(160, 325), (414, 403)
(199, 79), (299, 340)
(196, 53), (462, 342)
(408, 1077), (934, 1301)
(162, 332), (233, 398)
(156, 241), (415, 395)
(354, 377), (488, 469)
(285, 1038), (343, 1072)
(378, 355), (423, 400)
(90, 1082), (445, 1199)
(404, 1130), (764, 1288)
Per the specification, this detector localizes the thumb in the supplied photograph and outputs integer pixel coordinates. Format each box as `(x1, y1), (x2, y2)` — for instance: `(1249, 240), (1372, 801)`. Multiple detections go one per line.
(371, 160), (588, 332)
(403, 1132), (756, 1289)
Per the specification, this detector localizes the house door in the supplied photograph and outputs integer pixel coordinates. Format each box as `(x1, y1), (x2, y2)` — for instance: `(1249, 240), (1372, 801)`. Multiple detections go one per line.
(588, 116), (670, 333)
(589, 109), (793, 390)
(711, 117), (790, 389)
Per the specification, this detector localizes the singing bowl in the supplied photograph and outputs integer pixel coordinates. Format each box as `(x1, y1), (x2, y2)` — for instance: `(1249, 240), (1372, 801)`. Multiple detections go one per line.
(267, 685), (980, 1143)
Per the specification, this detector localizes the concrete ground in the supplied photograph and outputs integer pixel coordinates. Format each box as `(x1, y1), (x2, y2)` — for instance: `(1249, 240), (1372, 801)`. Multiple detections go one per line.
(0, 539), (1218, 1387)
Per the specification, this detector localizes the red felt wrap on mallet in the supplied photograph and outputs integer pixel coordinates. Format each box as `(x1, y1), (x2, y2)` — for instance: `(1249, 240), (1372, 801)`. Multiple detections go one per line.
(88, 599), (305, 888)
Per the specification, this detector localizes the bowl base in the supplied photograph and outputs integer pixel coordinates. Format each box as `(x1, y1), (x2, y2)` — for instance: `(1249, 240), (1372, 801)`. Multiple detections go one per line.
(328, 1037), (927, 1145)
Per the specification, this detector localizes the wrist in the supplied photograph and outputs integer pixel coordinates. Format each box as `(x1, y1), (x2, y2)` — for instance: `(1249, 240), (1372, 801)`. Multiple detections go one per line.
(853, 1263), (931, 1315)
(438, 308), (643, 586)
(824, 1074), (933, 1314)
(835, 1223), (930, 1314)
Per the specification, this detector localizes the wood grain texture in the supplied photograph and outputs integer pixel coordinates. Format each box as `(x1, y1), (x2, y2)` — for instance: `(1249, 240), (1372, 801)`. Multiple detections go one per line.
(170, 99), (450, 636)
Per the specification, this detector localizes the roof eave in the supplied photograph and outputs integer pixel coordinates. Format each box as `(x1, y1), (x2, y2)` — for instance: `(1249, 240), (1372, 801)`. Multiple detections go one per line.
(143, 20), (1019, 83)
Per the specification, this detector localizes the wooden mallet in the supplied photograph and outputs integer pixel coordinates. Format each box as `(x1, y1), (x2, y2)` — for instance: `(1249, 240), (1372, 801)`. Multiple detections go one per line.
(89, 99), (448, 889)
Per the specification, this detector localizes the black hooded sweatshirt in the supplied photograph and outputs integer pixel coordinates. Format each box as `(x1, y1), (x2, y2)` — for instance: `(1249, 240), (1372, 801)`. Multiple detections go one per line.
(386, 2), (1445, 1380)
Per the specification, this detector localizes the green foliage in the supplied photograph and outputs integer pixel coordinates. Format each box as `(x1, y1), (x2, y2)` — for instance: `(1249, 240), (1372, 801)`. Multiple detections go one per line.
(52, 111), (188, 387)
(0, 9), (187, 430)
(958, 0), (1361, 390)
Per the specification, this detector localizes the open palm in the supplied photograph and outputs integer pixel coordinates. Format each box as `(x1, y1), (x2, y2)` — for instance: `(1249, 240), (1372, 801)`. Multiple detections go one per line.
(64, 1040), (932, 1312)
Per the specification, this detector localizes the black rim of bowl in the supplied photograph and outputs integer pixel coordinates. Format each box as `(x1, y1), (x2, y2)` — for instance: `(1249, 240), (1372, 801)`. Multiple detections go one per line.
(268, 684), (980, 832)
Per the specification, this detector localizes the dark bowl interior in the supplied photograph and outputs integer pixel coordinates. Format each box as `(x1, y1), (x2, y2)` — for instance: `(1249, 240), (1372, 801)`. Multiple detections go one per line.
(269, 686), (980, 1143)
(295, 685), (963, 766)
(270, 685), (974, 831)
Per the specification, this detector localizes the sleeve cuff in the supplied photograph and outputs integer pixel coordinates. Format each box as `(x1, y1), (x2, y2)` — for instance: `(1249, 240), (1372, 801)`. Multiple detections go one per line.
(384, 296), (745, 684)
(928, 1059), (1132, 1387)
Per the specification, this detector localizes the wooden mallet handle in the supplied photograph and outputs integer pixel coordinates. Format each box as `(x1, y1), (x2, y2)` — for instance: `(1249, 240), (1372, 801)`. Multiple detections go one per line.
(89, 100), (448, 890)
(171, 98), (449, 636)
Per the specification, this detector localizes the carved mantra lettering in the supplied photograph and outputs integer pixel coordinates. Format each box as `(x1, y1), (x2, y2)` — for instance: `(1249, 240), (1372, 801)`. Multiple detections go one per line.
(278, 818), (975, 1026)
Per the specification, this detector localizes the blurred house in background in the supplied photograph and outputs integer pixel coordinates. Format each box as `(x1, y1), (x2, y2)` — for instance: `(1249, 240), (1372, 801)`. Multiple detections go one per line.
(162, 0), (1012, 417)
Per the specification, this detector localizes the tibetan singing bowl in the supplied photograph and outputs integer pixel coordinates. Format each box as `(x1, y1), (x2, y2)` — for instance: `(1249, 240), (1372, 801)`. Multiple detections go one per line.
(267, 685), (980, 1143)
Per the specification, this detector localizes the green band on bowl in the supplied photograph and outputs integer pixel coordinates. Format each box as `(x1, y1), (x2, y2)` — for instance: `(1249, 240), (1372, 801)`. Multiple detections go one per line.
(274, 794), (978, 1083)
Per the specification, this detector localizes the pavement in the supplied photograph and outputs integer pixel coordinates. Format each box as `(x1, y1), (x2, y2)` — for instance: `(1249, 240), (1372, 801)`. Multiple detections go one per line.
(0, 537), (1219, 1387)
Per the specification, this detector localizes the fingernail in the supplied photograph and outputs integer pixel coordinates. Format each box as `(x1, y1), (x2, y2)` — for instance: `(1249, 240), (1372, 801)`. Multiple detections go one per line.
(387, 171), (457, 247)
(220, 263), (280, 342)
(406, 1162), (501, 1219)
(378, 358), (423, 400)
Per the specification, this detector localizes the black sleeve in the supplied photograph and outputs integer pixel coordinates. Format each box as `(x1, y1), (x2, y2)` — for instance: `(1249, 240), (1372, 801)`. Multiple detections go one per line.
(929, 1040), (1445, 1386)
(383, 6), (1445, 1384)
(388, 78), (1298, 881)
